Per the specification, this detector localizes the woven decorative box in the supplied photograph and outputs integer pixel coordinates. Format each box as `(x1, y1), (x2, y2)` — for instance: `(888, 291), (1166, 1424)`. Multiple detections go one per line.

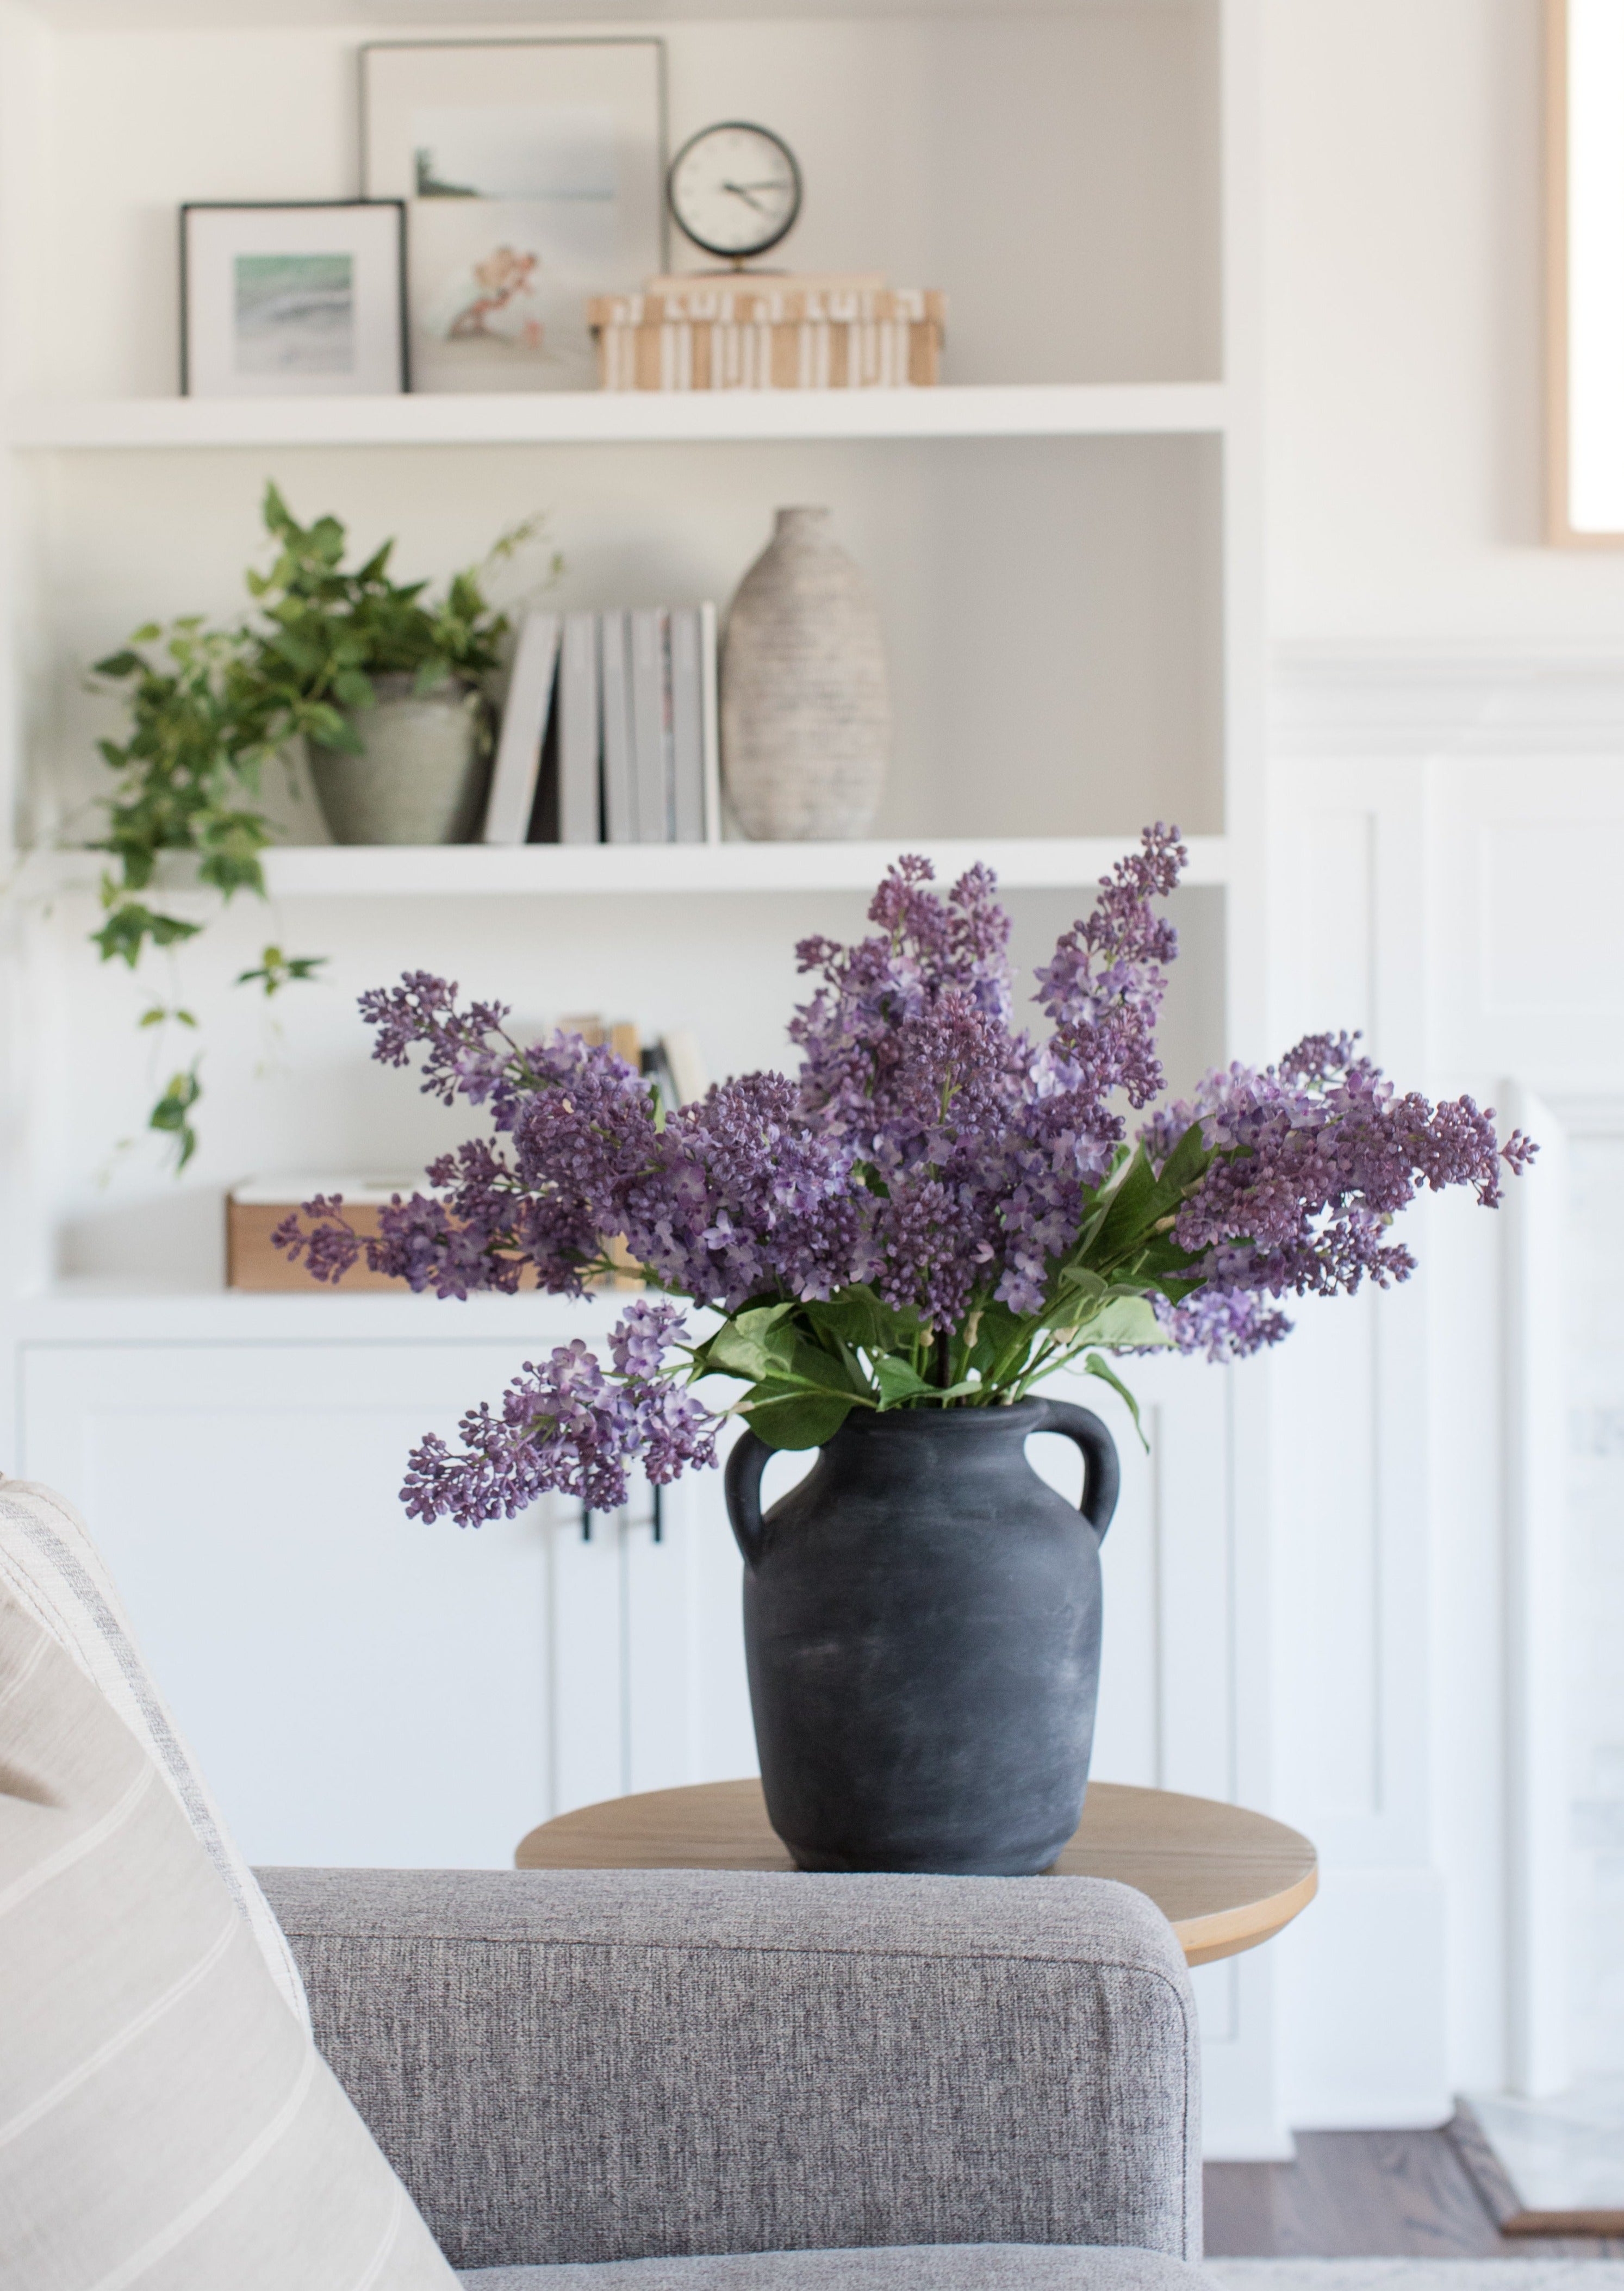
(226, 1176), (416, 1292)
(588, 285), (945, 392)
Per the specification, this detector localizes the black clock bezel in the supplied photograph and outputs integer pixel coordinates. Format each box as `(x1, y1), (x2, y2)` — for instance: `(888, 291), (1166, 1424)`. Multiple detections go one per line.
(665, 120), (803, 263)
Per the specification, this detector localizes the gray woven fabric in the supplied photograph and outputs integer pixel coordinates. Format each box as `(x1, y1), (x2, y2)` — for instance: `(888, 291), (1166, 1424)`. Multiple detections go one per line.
(457, 2247), (1213, 2289)
(261, 1866), (1202, 2275)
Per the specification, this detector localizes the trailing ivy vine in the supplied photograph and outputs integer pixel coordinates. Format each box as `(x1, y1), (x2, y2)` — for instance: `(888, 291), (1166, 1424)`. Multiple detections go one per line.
(90, 485), (553, 1167)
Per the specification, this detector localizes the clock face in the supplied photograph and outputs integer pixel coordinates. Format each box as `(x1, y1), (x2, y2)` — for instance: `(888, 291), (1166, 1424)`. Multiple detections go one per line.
(667, 122), (802, 262)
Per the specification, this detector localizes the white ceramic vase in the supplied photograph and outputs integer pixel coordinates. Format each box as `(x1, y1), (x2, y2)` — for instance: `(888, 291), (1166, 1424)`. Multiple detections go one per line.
(720, 507), (891, 841)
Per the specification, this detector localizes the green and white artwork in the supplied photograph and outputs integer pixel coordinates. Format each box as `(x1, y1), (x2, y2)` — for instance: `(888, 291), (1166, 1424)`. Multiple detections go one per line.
(233, 252), (354, 376)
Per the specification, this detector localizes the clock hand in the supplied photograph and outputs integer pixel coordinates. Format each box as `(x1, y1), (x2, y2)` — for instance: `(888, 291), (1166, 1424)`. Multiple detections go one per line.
(721, 180), (771, 212)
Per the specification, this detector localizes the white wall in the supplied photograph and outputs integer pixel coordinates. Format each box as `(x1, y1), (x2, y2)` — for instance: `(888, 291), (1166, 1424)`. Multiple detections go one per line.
(1260, 0), (1624, 2123)
(1263, 0), (1624, 643)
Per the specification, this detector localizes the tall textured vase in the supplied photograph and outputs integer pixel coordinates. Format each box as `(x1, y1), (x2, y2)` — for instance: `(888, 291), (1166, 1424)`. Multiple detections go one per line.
(720, 507), (891, 840)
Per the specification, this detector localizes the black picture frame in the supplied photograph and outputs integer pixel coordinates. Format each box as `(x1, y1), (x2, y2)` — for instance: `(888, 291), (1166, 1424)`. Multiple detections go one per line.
(179, 200), (410, 398)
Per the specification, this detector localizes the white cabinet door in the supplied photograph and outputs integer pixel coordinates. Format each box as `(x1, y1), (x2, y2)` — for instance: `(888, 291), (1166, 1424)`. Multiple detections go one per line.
(17, 1339), (757, 1867)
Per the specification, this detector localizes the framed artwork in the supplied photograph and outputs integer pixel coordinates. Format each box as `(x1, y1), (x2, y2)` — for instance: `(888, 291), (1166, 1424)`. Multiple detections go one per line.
(181, 202), (407, 397)
(1547, 0), (1624, 543)
(361, 38), (667, 395)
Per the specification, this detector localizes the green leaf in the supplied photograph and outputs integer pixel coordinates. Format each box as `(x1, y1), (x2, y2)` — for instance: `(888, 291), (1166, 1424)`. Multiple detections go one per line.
(871, 1354), (934, 1404)
(91, 903), (202, 967)
(236, 947), (326, 996)
(1086, 1148), (1163, 1264)
(1155, 1116), (1210, 1198)
(1082, 1352), (1150, 1450)
(801, 1283), (921, 1357)
(196, 851), (267, 900)
(967, 1299), (1026, 1375)
(741, 1385), (857, 1450)
(148, 1066), (202, 1172)
(705, 1303), (798, 1383)
(1074, 1294), (1175, 1349)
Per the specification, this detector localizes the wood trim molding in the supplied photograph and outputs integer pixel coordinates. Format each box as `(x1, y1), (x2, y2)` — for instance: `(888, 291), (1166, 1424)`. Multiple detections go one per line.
(1545, 0), (1624, 546)
(1548, 0), (1566, 543)
(1270, 646), (1624, 753)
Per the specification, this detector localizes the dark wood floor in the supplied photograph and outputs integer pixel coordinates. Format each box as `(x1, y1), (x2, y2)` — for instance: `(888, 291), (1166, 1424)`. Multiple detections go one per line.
(1204, 2128), (1624, 2258)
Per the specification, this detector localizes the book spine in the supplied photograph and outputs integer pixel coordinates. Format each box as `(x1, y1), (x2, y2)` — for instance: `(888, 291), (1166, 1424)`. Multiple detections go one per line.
(698, 600), (721, 845)
(599, 611), (638, 844)
(481, 612), (561, 844)
(668, 607), (705, 845)
(629, 607), (670, 844)
(558, 611), (601, 845)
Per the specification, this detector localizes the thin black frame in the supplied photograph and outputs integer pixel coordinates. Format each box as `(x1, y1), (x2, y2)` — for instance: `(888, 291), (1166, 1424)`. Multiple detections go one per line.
(665, 121), (804, 265)
(358, 37), (670, 276)
(179, 199), (410, 397)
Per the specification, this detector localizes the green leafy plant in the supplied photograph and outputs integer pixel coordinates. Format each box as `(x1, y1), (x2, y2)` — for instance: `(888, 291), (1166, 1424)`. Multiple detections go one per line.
(89, 485), (555, 1165)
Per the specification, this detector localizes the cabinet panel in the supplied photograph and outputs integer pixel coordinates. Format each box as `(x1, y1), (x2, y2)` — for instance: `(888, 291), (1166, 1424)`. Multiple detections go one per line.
(18, 1339), (754, 1867)
(20, 1339), (554, 1867)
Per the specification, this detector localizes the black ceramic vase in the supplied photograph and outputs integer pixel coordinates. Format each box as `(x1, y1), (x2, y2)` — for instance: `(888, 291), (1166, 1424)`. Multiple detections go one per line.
(724, 1397), (1121, 1875)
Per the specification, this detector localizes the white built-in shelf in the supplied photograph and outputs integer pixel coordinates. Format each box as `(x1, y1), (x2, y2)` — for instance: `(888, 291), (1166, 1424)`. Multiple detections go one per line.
(29, 836), (1229, 899)
(2, 383), (1230, 453)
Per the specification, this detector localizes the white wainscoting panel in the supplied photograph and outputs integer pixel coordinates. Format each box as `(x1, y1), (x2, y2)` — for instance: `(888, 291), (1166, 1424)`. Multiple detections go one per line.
(18, 1339), (559, 1868)
(1271, 646), (1624, 2123)
(15, 1330), (761, 1868)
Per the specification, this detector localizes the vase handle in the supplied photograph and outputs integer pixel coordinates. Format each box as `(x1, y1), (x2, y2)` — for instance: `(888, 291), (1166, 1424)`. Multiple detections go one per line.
(724, 1428), (771, 1568)
(1029, 1399), (1121, 1542)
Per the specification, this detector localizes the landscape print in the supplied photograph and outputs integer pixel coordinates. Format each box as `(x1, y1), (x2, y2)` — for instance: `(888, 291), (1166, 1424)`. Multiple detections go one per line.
(233, 252), (354, 376)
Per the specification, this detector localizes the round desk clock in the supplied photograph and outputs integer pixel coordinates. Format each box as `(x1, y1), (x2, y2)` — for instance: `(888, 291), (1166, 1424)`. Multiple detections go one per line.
(667, 121), (802, 265)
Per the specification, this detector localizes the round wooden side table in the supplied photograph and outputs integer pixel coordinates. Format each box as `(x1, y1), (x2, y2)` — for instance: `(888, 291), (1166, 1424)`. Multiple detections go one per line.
(515, 1778), (1317, 1968)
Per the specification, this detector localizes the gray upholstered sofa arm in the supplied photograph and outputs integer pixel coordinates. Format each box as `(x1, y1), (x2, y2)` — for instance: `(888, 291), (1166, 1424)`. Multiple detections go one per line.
(258, 1867), (1202, 2277)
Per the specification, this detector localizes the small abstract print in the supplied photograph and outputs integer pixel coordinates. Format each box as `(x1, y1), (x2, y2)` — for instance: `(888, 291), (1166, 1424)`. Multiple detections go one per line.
(233, 252), (355, 376)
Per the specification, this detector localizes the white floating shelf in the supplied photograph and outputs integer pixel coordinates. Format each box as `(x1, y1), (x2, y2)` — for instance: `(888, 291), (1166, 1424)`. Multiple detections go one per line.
(3, 383), (1230, 452)
(30, 836), (1230, 897)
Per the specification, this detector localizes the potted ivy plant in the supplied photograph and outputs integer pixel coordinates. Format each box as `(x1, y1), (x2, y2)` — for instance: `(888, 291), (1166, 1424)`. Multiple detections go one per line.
(91, 484), (554, 1162)
(276, 831), (1536, 1875)
(244, 487), (544, 845)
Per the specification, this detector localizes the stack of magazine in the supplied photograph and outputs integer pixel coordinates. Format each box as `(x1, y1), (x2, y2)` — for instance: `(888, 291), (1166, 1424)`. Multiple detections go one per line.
(482, 604), (720, 846)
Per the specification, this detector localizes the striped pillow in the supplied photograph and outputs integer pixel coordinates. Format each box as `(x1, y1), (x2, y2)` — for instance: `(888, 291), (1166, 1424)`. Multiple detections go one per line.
(0, 1592), (458, 2289)
(0, 1473), (308, 2028)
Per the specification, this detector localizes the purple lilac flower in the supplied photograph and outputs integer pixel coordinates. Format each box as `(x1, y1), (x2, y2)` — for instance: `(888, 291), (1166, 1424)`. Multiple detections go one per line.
(277, 827), (1535, 1526)
(401, 1301), (718, 1524)
(1147, 1036), (1537, 1313)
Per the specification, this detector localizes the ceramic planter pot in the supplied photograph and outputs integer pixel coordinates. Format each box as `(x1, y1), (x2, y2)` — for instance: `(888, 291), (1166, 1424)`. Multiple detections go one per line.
(720, 506), (891, 841)
(724, 1398), (1120, 1875)
(308, 674), (489, 845)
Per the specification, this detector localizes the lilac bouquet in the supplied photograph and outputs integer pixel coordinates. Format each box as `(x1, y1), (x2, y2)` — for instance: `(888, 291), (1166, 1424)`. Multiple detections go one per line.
(277, 827), (1534, 1527)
